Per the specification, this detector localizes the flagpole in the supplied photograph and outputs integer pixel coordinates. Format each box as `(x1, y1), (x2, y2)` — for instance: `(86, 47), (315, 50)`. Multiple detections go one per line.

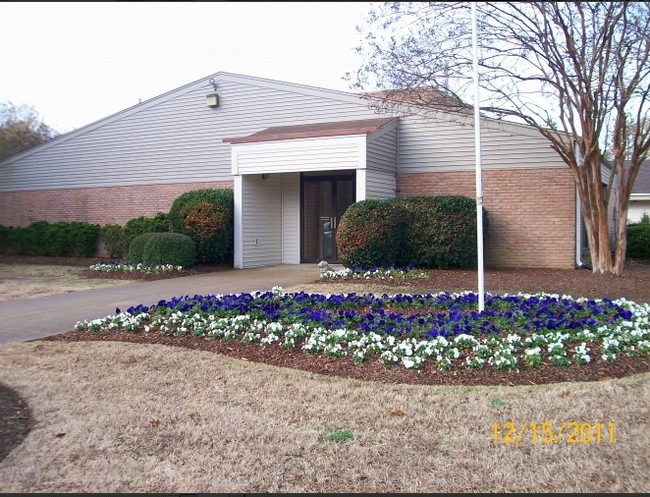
(472, 1), (485, 312)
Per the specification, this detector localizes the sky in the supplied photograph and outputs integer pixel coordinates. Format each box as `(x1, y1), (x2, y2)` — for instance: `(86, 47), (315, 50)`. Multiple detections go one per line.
(1, 2), (374, 134)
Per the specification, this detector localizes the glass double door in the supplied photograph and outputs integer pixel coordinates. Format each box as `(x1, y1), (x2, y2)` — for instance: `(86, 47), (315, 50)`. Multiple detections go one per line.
(301, 175), (355, 263)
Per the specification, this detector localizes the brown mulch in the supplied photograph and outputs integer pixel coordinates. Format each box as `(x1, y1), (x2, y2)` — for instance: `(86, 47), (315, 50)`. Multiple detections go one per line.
(27, 253), (650, 387)
(6, 254), (648, 301)
(2, 254), (650, 462)
(0, 254), (229, 281)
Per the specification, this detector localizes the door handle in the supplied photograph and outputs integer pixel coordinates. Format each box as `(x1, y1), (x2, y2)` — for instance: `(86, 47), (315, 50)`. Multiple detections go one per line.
(331, 217), (337, 229)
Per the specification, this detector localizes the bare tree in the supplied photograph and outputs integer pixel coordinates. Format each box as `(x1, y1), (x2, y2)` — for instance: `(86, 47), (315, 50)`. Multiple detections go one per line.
(348, 2), (650, 276)
(0, 101), (58, 161)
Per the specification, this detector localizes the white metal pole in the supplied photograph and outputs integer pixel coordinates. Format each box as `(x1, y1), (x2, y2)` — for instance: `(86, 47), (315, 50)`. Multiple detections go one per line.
(472, 2), (485, 312)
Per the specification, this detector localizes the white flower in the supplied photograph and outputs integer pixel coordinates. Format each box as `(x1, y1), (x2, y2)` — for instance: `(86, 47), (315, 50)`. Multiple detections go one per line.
(402, 358), (416, 369)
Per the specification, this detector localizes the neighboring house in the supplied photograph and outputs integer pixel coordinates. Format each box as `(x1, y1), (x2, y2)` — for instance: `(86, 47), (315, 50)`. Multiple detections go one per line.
(0, 71), (594, 269)
(628, 159), (650, 223)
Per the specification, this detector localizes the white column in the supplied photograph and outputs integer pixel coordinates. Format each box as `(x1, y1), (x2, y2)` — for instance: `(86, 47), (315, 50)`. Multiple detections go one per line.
(356, 169), (366, 202)
(233, 175), (244, 269)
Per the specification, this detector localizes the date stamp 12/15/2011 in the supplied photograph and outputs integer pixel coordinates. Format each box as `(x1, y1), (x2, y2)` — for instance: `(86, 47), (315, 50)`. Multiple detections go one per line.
(492, 421), (616, 445)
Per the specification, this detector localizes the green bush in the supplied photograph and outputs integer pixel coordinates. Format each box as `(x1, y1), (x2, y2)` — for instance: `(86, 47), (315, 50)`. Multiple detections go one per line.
(168, 188), (233, 264)
(142, 232), (196, 268)
(335, 195), (488, 270)
(626, 221), (650, 259)
(69, 222), (101, 257)
(122, 212), (171, 256)
(100, 224), (126, 259)
(335, 199), (407, 269)
(0, 225), (16, 254)
(394, 195), (489, 269)
(0, 221), (100, 256)
(129, 232), (158, 263)
(48, 221), (100, 257)
(44, 221), (73, 256)
(18, 221), (50, 255)
(41, 221), (100, 257)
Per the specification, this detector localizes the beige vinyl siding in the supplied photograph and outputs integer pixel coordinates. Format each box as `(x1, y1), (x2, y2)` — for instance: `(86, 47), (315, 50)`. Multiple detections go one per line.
(232, 135), (365, 175)
(628, 198), (650, 223)
(1, 90), (229, 191)
(398, 115), (566, 173)
(601, 163), (618, 190)
(282, 173), (301, 264)
(366, 169), (396, 199)
(0, 74), (381, 192)
(367, 125), (398, 173)
(366, 122), (398, 199)
(241, 174), (283, 267)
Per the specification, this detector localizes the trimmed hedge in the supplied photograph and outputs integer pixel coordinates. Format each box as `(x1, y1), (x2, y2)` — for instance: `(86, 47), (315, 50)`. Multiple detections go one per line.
(141, 232), (196, 268)
(121, 212), (171, 256)
(0, 225), (13, 254)
(394, 195), (489, 269)
(168, 188), (233, 264)
(336, 195), (489, 269)
(12, 221), (47, 255)
(129, 232), (159, 263)
(0, 221), (100, 257)
(336, 199), (407, 269)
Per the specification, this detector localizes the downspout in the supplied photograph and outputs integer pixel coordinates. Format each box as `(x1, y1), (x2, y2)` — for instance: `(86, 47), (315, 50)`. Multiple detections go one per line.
(574, 141), (591, 270)
(575, 185), (590, 269)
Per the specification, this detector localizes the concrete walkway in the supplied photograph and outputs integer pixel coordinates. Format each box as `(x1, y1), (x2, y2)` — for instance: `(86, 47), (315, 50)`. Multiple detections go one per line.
(0, 264), (325, 344)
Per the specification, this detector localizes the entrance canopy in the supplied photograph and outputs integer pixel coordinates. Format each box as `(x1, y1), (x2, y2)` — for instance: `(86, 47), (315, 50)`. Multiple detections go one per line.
(223, 117), (396, 176)
(223, 117), (399, 268)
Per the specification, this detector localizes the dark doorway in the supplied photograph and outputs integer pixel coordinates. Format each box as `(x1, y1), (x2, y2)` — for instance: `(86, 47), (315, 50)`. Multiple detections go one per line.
(301, 174), (355, 263)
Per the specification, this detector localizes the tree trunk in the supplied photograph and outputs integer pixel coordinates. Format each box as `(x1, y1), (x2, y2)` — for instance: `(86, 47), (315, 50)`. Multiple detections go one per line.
(612, 204), (628, 276)
(612, 159), (635, 277)
(591, 211), (614, 275)
(576, 158), (617, 276)
(583, 210), (614, 275)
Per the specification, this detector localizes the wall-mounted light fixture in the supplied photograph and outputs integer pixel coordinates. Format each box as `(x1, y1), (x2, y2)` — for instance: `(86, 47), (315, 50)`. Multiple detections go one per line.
(206, 78), (220, 108)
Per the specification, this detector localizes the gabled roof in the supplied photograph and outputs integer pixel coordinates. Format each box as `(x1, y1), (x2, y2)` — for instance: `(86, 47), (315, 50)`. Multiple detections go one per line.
(223, 117), (397, 144)
(364, 87), (473, 115)
(0, 71), (367, 167)
(0, 71), (573, 167)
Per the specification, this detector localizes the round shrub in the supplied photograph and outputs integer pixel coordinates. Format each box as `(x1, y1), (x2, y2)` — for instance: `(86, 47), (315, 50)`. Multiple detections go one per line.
(122, 212), (171, 256)
(142, 232), (196, 268)
(168, 188), (233, 264)
(336, 199), (407, 269)
(129, 232), (158, 264)
(394, 195), (488, 269)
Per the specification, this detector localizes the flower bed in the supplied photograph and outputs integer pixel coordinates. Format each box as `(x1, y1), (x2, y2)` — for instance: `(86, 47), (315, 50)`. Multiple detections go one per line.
(74, 286), (650, 372)
(320, 265), (428, 281)
(89, 261), (184, 275)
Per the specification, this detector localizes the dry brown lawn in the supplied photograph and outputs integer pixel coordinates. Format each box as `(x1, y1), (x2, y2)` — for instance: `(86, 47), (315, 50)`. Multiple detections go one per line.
(0, 264), (133, 302)
(0, 340), (648, 492)
(0, 259), (649, 492)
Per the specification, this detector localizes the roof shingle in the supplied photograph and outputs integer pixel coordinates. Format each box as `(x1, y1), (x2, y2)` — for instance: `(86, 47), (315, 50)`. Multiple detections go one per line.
(631, 159), (650, 194)
(223, 117), (397, 144)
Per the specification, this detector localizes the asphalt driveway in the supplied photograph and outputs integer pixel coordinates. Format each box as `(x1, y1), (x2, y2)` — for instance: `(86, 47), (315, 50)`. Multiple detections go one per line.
(0, 265), (320, 344)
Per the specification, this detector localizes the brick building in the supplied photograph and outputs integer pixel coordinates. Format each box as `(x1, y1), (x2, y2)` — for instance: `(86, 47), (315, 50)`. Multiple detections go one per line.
(0, 72), (598, 269)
